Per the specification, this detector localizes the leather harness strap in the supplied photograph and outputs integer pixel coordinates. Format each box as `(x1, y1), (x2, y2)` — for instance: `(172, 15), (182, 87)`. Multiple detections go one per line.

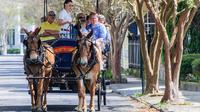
(76, 43), (99, 80)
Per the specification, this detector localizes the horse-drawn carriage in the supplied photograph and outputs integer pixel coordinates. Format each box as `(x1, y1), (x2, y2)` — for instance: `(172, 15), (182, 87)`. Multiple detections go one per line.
(23, 28), (109, 112)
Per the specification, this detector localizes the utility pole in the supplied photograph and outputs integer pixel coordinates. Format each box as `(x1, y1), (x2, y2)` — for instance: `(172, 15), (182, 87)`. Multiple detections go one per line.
(96, 0), (99, 13)
(44, 0), (48, 18)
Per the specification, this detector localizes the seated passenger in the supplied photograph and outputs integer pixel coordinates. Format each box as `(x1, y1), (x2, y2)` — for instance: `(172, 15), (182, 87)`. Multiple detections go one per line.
(87, 12), (107, 70)
(73, 13), (89, 37)
(39, 11), (60, 45)
(98, 14), (111, 54)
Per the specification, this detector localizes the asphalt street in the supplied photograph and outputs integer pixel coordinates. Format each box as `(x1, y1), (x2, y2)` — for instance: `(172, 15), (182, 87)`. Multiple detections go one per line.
(0, 55), (143, 112)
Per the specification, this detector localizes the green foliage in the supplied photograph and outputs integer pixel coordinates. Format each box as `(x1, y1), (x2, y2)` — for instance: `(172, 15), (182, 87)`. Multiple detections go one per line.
(178, 0), (195, 11)
(184, 8), (200, 53)
(166, 19), (173, 39)
(7, 49), (20, 54)
(132, 93), (143, 98)
(104, 69), (113, 79)
(180, 54), (200, 80)
(121, 68), (140, 77)
(192, 59), (200, 78)
(155, 102), (168, 109)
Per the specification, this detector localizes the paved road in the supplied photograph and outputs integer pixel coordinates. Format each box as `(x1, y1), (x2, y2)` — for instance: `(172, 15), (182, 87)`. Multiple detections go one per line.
(0, 55), (151, 112)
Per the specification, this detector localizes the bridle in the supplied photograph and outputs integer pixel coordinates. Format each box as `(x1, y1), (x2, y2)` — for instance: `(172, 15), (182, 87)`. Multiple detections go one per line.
(24, 36), (53, 68)
(76, 38), (93, 62)
(75, 37), (98, 80)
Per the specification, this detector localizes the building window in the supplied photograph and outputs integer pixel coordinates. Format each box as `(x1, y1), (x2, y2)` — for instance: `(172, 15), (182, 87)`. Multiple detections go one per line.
(7, 29), (15, 46)
(144, 12), (155, 35)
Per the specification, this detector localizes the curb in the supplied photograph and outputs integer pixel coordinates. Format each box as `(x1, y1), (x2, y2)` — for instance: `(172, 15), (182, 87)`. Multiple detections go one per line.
(130, 96), (164, 112)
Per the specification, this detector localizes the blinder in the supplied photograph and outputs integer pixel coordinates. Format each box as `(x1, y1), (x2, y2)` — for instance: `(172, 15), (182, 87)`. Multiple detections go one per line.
(76, 38), (97, 67)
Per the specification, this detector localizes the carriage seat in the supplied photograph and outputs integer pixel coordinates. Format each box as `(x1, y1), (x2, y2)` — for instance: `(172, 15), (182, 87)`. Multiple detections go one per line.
(51, 38), (77, 72)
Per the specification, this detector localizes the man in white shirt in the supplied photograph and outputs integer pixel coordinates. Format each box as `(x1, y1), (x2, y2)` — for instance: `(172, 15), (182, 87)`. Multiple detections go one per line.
(58, 0), (73, 38)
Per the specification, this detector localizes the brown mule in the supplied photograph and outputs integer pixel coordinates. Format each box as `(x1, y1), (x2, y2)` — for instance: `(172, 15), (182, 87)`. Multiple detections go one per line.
(23, 28), (55, 112)
(72, 31), (101, 112)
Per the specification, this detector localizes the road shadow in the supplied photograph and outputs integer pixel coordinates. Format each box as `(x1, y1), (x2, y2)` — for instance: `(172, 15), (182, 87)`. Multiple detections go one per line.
(0, 105), (77, 111)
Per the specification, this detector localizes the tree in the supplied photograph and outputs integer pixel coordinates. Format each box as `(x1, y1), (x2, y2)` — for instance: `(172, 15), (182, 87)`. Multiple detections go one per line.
(128, 0), (200, 102)
(99, 0), (132, 82)
(71, 0), (132, 82)
(128, 0), (199, 102)
(127, 0), (161, 94)
(0, 1), (18, 55)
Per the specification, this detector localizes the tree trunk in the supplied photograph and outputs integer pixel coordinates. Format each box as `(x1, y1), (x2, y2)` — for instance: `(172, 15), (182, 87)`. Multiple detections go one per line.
(1, 31), (7, 55)
(158, 23), (173, 102)
(111, 48), (121, 82)
(136, 19), (160, 94)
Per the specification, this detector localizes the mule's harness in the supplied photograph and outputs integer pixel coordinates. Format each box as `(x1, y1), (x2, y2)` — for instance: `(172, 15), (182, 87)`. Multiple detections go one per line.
(75, 41), (99, 80)
(25, 43), (54, 77)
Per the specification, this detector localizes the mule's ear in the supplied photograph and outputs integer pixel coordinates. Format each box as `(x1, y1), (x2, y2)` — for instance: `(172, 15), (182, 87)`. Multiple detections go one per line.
(86, 30), (93, 39)
(33, 27), (41, 36)
(21, 28), (30, 36)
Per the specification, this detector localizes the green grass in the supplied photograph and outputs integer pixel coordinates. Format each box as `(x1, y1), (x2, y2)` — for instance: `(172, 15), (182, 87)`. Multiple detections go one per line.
(132, 93), (144, 98)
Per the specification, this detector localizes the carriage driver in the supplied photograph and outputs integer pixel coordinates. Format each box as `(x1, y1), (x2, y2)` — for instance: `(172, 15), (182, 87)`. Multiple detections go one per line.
(39, 11), (60, 45)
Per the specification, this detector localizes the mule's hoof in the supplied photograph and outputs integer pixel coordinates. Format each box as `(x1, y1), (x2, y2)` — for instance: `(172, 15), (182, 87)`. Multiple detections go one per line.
(88, 109), (96, 112)
(31, 107), (36, 112)
(35, 107), (43, 112)
(82, 108), (87, 112)
(42, 106), (47, 112)
(31, 108), (36, 112)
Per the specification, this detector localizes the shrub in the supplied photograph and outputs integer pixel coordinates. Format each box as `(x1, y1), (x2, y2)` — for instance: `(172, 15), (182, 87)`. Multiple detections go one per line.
(104, 69), (112, 79)
(121, 68), (140, 77)
(7, 49), (20, 54)
(180, 54), (200, 80)
(192, 59), (200, 81)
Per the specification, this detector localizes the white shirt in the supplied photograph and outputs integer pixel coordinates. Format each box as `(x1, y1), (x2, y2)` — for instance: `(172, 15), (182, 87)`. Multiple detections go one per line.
(59, 9), (72, 38)
(59, 9), (72, 29)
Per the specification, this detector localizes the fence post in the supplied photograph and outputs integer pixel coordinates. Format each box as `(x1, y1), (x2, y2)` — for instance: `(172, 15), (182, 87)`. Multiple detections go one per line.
(140, 38), (145, 94)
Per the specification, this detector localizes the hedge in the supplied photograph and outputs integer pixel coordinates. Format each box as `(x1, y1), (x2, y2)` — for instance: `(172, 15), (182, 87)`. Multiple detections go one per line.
(7, 49), (20, 54)
(180, 54), (200, 80)
(192, 58), (200, 79)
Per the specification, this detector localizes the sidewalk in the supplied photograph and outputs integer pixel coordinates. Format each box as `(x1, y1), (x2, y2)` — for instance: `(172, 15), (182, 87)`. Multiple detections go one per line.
(109, 77), (200, 112)
(0, 55), (23, 62)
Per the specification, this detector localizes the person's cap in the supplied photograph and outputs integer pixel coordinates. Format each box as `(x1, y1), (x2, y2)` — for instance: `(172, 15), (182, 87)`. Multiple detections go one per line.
(48, 11), (56, 17)
(64, 0), (72, 4)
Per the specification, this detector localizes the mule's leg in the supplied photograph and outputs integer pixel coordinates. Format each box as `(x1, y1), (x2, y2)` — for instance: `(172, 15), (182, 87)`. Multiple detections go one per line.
(77, 79), (86, 112)
(42, 72), (52, 112)
(85, 79), (97, 112)
(36, 78), (44, 111)
(28, 78), (36, 111)
(42, 79), (50, 112)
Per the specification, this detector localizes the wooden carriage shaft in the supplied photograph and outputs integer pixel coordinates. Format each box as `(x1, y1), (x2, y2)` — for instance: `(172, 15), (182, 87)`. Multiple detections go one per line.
(26, 76), (77, 81)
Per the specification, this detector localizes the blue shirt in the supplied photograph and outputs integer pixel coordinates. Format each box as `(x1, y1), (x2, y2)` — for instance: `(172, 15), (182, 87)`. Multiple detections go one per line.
(89, 23), (107, 41)
(105, 28), (111, 42)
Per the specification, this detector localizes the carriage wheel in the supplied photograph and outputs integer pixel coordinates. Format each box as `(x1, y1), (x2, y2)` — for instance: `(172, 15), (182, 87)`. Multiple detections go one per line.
(97, 84), (102, 111)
